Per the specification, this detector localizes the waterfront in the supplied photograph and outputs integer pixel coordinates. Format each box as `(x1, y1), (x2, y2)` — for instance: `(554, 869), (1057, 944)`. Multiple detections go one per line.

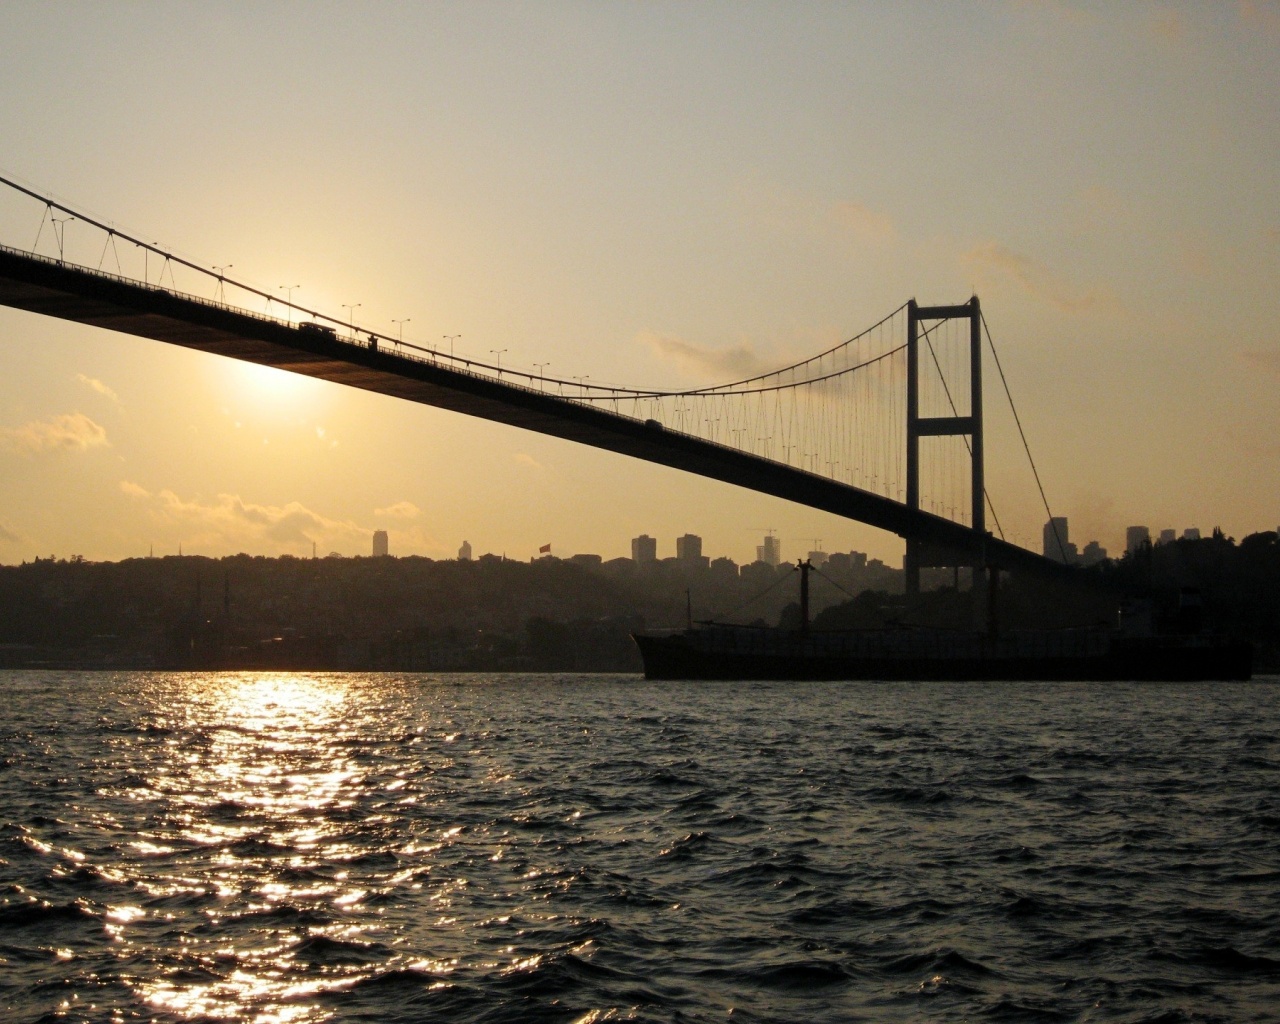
(2, 671), (1279, 1022)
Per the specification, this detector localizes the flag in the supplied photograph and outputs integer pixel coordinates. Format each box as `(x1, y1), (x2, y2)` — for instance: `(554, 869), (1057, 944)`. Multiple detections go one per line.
(539, 543), (551, 553)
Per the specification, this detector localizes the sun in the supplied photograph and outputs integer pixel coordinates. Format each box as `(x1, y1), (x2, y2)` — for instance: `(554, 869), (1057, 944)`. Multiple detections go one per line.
(220, 358), (335, 415)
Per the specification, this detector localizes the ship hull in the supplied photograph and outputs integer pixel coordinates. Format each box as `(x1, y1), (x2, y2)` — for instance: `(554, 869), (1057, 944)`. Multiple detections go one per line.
(632, 632), (1253, 682)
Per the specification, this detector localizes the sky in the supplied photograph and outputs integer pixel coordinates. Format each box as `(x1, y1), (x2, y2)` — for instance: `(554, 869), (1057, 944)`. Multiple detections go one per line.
(0, 1), (1277, 568)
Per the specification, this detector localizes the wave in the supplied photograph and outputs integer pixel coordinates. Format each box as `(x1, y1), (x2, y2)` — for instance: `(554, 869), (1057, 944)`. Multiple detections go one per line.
(0, 899), (96, 929)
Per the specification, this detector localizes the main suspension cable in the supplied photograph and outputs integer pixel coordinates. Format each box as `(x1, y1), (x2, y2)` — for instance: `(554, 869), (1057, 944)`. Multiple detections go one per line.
(919, 326), (1005, 540)
(981, 311), (1060, 552)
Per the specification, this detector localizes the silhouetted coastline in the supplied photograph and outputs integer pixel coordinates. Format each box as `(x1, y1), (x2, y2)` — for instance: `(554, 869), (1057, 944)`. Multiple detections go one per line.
(1, 530), (1276, 673)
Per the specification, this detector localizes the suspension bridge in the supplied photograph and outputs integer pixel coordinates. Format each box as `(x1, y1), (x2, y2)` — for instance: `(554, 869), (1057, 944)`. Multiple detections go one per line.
(0, 175), (1072, 586)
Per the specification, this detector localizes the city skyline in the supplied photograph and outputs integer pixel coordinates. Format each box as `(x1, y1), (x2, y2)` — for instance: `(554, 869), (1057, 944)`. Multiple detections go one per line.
(1, 4), (1278, 568)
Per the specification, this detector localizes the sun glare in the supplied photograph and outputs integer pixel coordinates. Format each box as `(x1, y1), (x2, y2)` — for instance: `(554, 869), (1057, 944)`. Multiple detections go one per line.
(227, 360), (323, 405)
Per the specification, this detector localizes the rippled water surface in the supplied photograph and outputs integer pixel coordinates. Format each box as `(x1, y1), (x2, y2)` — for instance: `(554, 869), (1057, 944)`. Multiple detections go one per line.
(2, 671), (1279, 1023)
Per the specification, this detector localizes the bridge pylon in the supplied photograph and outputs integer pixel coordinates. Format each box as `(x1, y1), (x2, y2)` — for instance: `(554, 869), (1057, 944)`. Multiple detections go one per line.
(904, 296), (984, 596)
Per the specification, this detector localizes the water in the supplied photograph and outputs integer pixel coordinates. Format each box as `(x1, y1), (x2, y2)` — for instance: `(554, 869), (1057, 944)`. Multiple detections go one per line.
(2, 672), (1279, 1023)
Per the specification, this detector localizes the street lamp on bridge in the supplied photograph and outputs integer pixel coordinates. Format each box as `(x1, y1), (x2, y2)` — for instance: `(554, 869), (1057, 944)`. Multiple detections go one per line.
(489, 348), (508, 375)
(533, 362), (550, 388)
(342, 303), (362, 338)
(279, 284), (300, 323)
(212, 264), (233, 303)
(392, 318), (410, 347)
(51, 215), (74, 264)
(443, 335), (460, 362)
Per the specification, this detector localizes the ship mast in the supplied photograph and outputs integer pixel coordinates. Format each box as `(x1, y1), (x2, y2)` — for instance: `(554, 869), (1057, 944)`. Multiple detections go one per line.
(799, 559), (811, 635)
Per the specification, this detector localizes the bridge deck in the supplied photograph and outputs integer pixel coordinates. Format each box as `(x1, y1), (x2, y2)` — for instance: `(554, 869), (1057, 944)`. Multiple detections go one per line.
(0, 246), (1069, 579)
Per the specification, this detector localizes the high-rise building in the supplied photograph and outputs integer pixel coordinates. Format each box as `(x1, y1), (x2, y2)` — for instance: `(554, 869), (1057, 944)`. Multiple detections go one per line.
(1081, 540), (1108, 566)
(676, 533), (702, 563)
(372, 530), (389, 557)
(1043, 517), (1070, 563)
(807, 550), (829, 568)
(1182, 528), (1201, 541)
(756, 534), (781, 566)
(458, 540), (472, 561)
(1158, 529), (1177, 546)
(631, 534), (657, 564)
(1126, 526), (1150, 555)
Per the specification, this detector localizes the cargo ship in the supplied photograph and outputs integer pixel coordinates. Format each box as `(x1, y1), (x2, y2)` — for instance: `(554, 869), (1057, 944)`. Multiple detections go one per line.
(632, 562), (1253, 682)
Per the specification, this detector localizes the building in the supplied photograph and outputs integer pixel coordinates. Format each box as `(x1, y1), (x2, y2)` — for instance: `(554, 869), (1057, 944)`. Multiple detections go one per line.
(1158, 529), (1177, 546)
(1043, 517), (1070, 563)
(1081, 540), (1108, 566)
(631, 534), (657, 564)
(709, 556), (739, 579)
(826, 551), (867, 573)
(1126, 526), (1151, 555)
(1182, 528), (1201, 541)
(676, 533), (702, 562)
(756, 533), (781, 567)
(807, 550), (829, 568)
(675, 534), (709, 570)
(372, 530), (389, 557)
(458, 540), (472, 561)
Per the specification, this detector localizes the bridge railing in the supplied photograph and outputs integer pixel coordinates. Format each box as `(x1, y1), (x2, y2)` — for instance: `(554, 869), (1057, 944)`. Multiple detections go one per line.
(0, 240), (921, 505)
(0, 240), (715, 428)
(10, 242), (900, 488)
(0, 241), (643, 405)
(0, 241), (292, 329)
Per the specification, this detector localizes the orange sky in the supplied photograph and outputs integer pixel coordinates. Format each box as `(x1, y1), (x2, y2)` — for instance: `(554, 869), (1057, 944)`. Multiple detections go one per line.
(1, 2), (1277, 567)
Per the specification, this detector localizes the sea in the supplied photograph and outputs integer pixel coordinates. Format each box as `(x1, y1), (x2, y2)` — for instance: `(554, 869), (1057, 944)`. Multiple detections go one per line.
(2, 671), (1279, 1023)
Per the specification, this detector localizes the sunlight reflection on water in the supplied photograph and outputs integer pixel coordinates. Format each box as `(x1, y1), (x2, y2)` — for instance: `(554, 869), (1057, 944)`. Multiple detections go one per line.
(132, 674), (376, 1021)
(3, 671), (1279, 1023)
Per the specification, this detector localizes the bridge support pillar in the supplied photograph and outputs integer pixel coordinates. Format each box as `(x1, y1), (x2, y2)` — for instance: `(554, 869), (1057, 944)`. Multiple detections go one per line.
(905, 300), (920, 595)
(905, 296), (984, 598)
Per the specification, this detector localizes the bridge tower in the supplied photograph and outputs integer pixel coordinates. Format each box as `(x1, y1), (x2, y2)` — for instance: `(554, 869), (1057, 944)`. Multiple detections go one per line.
(904, 296), (984, 596)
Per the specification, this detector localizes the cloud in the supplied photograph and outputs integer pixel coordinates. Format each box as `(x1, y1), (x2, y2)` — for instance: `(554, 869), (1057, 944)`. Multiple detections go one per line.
(374, 500), (420, 519)
(962, 241), (1119, 314)
(77, 374), (119, 402)
(642, 332), (773, 381)
(735, 175), (896, 249)
(512, 452), (544, 471)
(122, 484), (371, 554)
(0, 522), (20, 544)
(0, 412), (109, 455)
(831, 201), (896, 243)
